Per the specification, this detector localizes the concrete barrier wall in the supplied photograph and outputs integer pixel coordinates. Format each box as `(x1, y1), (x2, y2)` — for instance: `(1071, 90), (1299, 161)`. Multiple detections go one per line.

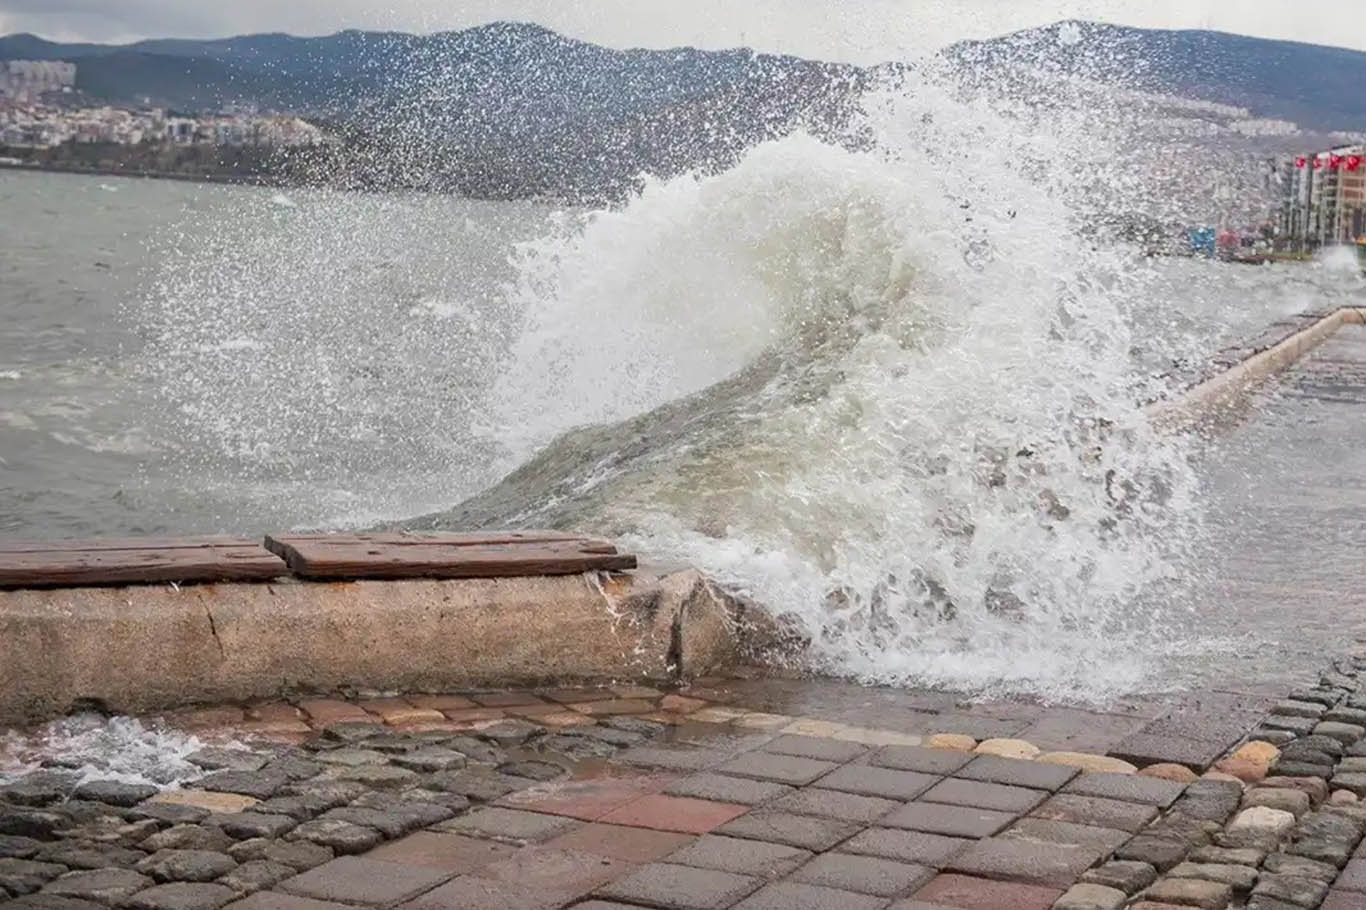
(0, 566), (760, 727)
(1148, 307), (1362, 431)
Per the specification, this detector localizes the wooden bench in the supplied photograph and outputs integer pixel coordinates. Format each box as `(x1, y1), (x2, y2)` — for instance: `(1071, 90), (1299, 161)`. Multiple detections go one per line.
(264, 531), (638, 580)
(0, 536), (287, 588)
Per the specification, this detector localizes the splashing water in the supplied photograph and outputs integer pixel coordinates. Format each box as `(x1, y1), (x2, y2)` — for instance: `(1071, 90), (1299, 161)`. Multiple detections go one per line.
(136, 50), (1312, 700)
(412, 67), (1213, 700)
(0, 715), (207, 787)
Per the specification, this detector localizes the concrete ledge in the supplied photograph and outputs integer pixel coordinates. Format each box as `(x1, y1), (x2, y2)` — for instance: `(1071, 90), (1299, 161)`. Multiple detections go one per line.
(1149, 306), (1366, 431)
(0, 566), (760, 727)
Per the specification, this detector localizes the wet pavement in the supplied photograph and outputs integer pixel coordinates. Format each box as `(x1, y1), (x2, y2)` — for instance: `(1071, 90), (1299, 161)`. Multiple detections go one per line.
(4, 670), (1366, 909)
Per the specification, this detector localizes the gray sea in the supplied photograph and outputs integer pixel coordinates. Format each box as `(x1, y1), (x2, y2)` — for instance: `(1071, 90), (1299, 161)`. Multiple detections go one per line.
(2, 161), (1364, 700)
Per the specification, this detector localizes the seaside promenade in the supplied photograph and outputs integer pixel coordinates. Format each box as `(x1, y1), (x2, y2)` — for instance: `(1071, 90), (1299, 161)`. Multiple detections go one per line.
(2, 314), (1366, 909)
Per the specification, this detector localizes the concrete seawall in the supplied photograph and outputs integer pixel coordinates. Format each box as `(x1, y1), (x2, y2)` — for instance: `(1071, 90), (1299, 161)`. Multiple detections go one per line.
(0, 565), (771, 727)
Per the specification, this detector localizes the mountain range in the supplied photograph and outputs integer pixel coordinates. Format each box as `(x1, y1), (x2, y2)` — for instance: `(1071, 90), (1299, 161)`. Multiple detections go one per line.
(2, 20), (1364, 199)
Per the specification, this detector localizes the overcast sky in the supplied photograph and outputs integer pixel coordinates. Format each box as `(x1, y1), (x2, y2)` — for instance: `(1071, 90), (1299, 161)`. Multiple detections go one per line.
(2, 1), (1363, 61)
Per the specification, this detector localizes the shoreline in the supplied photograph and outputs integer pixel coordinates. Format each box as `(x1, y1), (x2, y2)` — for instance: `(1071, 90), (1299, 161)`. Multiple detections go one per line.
(0, 158), (287, 189)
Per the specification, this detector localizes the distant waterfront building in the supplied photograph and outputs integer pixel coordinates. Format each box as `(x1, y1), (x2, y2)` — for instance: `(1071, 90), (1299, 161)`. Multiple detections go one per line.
(0, 61), (76, 102)
(1279, 145), (1366, 248)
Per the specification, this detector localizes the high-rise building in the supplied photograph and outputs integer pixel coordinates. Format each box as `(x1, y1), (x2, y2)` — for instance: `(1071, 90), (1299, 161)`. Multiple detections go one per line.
(1279, 145), (1366, 248)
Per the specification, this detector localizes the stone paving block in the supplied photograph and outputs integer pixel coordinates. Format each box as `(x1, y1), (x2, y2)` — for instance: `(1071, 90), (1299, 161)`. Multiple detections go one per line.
(405, 695), (477, 712)
(124, 883), (239, 910)
(433, 807), (577, 844)
(955, 756), (1078, 792)
(1190, 846), (1266, 866)
(1110, 734), (1226, 772)
(570, 699), (658, 717)
(221, 894), (354, 910)
(598, 794), (749, 834)
(394, 876), (571, 910)
(880, 802), (1017, 839)
(497, 771), (672, 821)
(761, 735), (868, 763)
(279, 856), (450, 905)
(666, 834), (811, 878)
(219, 860), (299, 894)
(1335, 857), (1366, 891)
(664, 773), (794, 806)
(791, 852), (935, 897)
(1145, 877), (1234, 908)
(1315, 722), (1366, 745)
(364, 832), (516, 872)
(920, 778), (1047, 813)
(1168, 861), (1258, 892)
(1323, 892), (1366, 910)
(715, 753), (841, 786)
(0, 857), (66, 894)
(1263, 716), (1320, 737)
(36, 869), (153, 902)
(839, 828), (970, 868)
(1064, 772), (1186, 808)
(1002, 818), (1129, 854)
(1115, 834), (1191, 871)
(1079, 859), (1158, 894)
(595, 862), (761, 909)
(816, 765), (940, 801)
(136, 848), (238, 883)
(947, 836), (1102, 886)
(1017, 711), (1148, 756)
(927, 715), (1031, 741)
(546, 822), (693, 864)
(910, 872), (1065, 910)
(471, 846), (630, 894)
(228, 840), (333, 872)
(1032, 793), (1159, 833)
(870, 746), (973, 776)
(771, 788), (900, 823)
(716, 810), (864, 851)
(732, 880), (891, 910)
(617, 746), (723, 772)
(1052, 883), (1127, 910)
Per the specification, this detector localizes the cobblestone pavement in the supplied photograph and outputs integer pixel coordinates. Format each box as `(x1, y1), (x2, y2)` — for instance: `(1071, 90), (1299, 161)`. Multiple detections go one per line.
(7, 661), (1366, 909)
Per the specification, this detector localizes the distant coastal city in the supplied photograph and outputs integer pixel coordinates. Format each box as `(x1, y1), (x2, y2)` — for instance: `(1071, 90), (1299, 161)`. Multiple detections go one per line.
(0, 59), (330, 150)
(1, 53), (1363, 261)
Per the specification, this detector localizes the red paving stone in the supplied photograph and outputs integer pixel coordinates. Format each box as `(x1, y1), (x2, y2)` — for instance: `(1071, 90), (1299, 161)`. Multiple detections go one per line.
(546, 822), (694, 863)
(570, 699), (659, 716)
(470, 845), (632, 893)
(395, 876), (573, 910)
(245, 702), (304, 723)
(364, 831), (517, 872)
(662, 695), (709, 714)
(471, 692), (547, 708)
(497, 770), (675, 820)
(597, 794), (749, 834)
(912, 872), (1065, 910)
(295, 699), (372, 724)
(405, 694), (478, 712)
(440, 707), (507, 724)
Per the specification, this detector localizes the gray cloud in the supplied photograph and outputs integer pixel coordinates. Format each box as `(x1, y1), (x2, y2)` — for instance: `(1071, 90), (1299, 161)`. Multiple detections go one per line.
(1, 0), (1363, 60)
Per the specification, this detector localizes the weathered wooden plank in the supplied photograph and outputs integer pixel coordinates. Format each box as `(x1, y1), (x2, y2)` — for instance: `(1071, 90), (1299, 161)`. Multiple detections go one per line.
(266, 532), (636, 580)
(0, 535), (250, 554)
(265, 530), (602, 548)
(0, 545), (287, 588)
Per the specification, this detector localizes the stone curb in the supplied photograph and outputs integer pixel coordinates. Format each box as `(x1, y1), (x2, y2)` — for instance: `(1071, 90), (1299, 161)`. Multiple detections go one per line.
(1149, 306), (1366, 432)
(0, 566), (771, 728)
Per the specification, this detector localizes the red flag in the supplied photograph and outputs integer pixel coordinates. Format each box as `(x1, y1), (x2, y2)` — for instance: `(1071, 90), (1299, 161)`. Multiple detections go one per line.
(1313, 157), (1324, 169)
(1349, 156), (1362, 171)
(1331, 154), (1344, 169)
(1295, 156), (1308, 168)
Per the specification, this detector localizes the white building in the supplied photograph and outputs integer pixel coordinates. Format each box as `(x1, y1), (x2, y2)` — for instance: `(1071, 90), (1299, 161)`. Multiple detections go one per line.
(0, 61), (76, 102)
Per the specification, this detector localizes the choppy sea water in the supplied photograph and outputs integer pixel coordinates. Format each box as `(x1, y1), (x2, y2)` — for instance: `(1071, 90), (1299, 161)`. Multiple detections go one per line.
(2, 69), (1365, 703)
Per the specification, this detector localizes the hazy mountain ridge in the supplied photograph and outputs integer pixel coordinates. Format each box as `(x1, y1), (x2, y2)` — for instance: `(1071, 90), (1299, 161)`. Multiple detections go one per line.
(3, 20), (1364, 199)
